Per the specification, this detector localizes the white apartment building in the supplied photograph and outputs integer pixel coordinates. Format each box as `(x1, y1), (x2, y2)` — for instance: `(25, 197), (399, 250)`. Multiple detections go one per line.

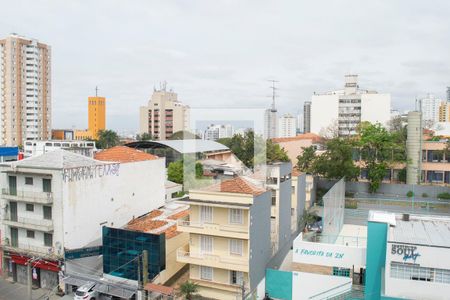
(23, 140), (97, 158)
(204, 124), (234, 141)
(0, 34), (51, 146)
(278, 114), (297, 138)
(139, 85), (190, 140)
(310, 75), (391, 136)
(297, 114), (304, 133)
(421, 93), (442, 125)
(0, 148), (165, 289)
(264, 106), (278, 140)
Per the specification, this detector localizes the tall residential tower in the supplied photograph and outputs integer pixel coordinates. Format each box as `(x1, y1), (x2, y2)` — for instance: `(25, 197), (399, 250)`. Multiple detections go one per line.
(0, 34), (51, 145)
(139, 85), (190, 140)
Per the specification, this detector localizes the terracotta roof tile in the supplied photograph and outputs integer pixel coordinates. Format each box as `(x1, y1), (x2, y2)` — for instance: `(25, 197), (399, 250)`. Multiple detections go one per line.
(272, 133), (322, 143)
(126, 219), (167, 232)
(167, 210), (189, 220)
(202, 177), (266, 196)
(94, 146), (158, 163)
(144, 283), (174, 295)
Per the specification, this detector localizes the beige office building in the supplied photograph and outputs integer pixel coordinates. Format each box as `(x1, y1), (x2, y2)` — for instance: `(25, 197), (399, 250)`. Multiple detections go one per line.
(139, 86), (189, 140)
(0, 34), (51, 145)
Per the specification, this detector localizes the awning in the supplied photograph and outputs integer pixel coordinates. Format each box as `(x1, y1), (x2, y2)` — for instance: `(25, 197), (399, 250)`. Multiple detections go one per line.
(93, 283), (136, 299)
(11, 254), (60, 272)
(62, 276), (89, 287)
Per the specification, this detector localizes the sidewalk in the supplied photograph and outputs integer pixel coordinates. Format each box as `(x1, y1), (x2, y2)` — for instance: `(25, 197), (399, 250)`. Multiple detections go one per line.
(0, 278), (71, 300)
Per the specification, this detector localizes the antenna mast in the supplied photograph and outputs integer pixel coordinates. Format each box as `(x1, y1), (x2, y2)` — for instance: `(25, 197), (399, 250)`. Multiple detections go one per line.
(268, 79), (279, 112)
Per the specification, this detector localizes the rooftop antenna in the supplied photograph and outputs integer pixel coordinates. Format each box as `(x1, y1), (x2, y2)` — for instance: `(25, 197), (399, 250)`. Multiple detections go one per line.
(268, 79), (279, 112)
(95, 86), (99, 97)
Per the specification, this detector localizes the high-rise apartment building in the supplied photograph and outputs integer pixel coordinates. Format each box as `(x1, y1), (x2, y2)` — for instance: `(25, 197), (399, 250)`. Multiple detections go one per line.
(439, 102), (450, 122)
(420, 93), (441, 124)
(0, 34), (51, 145)
(310, 75), (391, 136)
(139, 86), (189, 140)
(296, 114), (304, 133)
(278, 114), (296, 138)
(204, 124), (233, 141)
(264, 97), (278, 140)
(303, 101), (311, 133)
(447, 87), (450, 103)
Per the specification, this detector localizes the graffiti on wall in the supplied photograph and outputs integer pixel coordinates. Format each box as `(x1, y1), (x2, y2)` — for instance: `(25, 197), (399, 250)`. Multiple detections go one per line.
(62, 163), (120, 182)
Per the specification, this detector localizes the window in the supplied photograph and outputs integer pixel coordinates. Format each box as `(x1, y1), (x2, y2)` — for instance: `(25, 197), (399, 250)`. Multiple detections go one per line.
(25, 177), (33, 185)
(291, 186), (295, 195)
(43, 206), (52, 220)
(200, 206), (213, 223)
(43, 178), (51, 193)
(333, 267), (350, 277)
(44, 233), (53, 247)
(26, 203), (34, 212)
(200, 236), (213, 254)
(27, 230), (35, 238)
(230, 239), (243, 256)
(200, 266), (213, 281)
(230, 270), (243, 285)
(390, 262), (449, 283)
(271, 190), (276, 206)
(229, 208), (243, 224)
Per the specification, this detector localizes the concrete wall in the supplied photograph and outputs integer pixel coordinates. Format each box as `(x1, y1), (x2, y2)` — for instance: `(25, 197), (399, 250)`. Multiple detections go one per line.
(62, 159), (166, 250)
(249, 191), (271, 290)
(310, 94), (339, 135)
(317, 178), (450, 199)
(360, 93), (391, 127)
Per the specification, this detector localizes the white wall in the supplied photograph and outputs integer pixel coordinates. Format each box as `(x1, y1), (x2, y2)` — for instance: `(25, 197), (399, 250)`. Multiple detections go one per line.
(310, 94), (339, 134)
(292, 271), (351, 300)
(360, 93), (391, 126)
(61, 158), (166, 250)
(293, 233), (366, 268)
(384, 242), (450, 300)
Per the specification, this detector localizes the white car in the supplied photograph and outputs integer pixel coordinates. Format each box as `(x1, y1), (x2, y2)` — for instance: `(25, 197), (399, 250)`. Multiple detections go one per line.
(74, 282), (98, 300)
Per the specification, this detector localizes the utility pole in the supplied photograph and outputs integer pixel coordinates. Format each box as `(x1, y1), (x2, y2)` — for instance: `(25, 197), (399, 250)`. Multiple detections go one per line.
(142, 250), (148, 300)
(241, 280), (246, 300)
(137, 254), (144, 300)
(27, 260), (32, 300)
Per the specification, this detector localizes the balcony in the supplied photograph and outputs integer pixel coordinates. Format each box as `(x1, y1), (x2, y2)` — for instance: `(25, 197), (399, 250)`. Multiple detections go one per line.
(177, 221), (249, 239)
(2, 188), (53, 204)
(3, 216), (53, 232)
(1, 239), (55, 257)
(177, 249), (249, 272)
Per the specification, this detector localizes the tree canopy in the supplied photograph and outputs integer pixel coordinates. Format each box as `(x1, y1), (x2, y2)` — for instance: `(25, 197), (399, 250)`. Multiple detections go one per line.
(217, 130), (289, 169)
(136, 132), (152, 141)
(96, 130), (120, 149)
(168, 130), (201, 140)
(167, 159), (204, 185)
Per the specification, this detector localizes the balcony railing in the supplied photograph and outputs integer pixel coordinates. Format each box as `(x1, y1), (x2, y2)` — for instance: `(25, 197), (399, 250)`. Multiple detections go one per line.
(177, 220), (248, 238)
(2, 188), (53, 204)
(1, 239), (54, 256)
(177, 249), (248, 272)
(3, 216), (53, 232)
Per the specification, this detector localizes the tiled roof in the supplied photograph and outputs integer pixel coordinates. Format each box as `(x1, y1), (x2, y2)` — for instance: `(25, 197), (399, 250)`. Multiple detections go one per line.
(6, 149), (99, 169)
(144, 283), (174, 296)
(94, 146), (158, 163)
(272, 133), (322, 143)
(202, 177), (266, 196)
(167, 210), (189, 220)
(126, 219), (168, 232)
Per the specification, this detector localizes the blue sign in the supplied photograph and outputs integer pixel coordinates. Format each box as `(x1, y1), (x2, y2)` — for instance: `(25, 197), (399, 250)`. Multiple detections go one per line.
(65, 246), (103, 260)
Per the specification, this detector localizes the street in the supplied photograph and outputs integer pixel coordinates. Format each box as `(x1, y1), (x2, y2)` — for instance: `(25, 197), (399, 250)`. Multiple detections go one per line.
(0, 278), (72, 300)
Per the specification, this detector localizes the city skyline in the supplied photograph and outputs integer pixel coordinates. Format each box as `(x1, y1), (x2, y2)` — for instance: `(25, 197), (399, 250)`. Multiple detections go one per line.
(0, 1), (449, 132)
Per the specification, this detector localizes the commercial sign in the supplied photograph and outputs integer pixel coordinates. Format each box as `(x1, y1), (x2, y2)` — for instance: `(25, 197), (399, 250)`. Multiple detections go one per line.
(293, 233), (366, 268)
(65, 246), (103, 260)
(391, 244), (421, 263)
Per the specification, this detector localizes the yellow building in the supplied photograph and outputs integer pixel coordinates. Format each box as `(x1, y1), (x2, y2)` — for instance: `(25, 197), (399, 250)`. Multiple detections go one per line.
(74, 96), (106, 140)
(439, 102), (450, 122)
(88, 96), (106, 139)
(177, 177), (272, 300)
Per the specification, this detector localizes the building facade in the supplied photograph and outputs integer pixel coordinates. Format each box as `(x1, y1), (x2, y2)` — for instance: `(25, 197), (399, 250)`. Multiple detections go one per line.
(0, 148), (165, 289)
(204, 124), (234, 141)
(176, 177), (272, 300)
(87, 96), (106, 139)
(421, 94), (442, 125)
(278, 114), (297, 138)
(23, 140), (97, 158)
(310, 75), (391, 136)
(264, 107), (278, 140)
(439, 102), (450, 122)
(0, 34), (51, 145)
(139, 87), (190, 140)
(303, 101), (311, 133)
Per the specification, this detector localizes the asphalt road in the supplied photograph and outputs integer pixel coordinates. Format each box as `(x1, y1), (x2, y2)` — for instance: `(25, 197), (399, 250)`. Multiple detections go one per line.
(0, 278), (72, 300)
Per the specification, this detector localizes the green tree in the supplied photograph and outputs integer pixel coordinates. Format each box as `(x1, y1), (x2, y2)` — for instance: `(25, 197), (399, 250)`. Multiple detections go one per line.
(167, 159), (204, 185)
(358, 122), (405, 193)
(169, 130), (201, 140)
(216, 130), (289, 169)
(313, 138), (360, 180)
(96, 130), (120, 149)
(296, 146), (316, 173)
(136, 132), (152, 141)
(179, 280), (199, 300)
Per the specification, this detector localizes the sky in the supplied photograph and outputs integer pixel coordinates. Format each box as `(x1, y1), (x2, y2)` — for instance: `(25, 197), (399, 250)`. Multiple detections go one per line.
(1, 0), (449, 132)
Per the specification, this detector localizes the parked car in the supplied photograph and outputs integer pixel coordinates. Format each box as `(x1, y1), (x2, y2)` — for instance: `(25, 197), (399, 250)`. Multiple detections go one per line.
(307, 220), (323, 233)
(74, 282), (98, 300)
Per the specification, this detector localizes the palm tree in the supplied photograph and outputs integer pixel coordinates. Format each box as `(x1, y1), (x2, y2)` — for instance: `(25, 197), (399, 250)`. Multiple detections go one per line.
(97, 129), (120, 149)
(179, 280), (199, 300)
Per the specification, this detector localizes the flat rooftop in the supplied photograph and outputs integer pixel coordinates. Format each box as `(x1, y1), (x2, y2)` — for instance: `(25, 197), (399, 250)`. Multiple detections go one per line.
(389, 214), (450, 248)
